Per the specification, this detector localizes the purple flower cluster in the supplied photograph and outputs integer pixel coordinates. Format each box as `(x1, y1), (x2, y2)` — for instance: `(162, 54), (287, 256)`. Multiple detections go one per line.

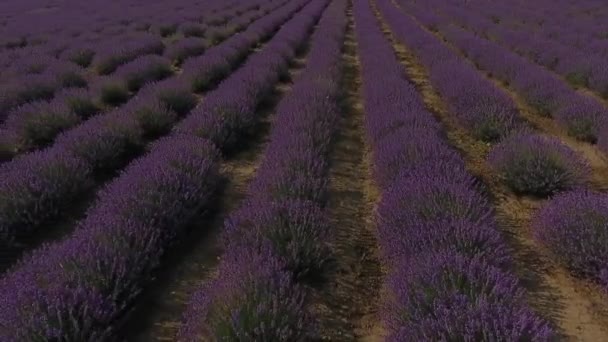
(426, 0), (608, 99)
(178, 0), (346, 339)
(532, 190), (608, 289)
(92, 34), (164, 75)
(55, 112), (144, 173)
(165, 38), (208, 65)
(488, 132), (590, 196)
(181, 0), (300, 93)
(355, 0), (554, 339)
(0, 136), (220, 341)
(376, 0), (521, 142)
(0, 0), (280, 165)
(0, 88), (100, 156)
(176, 0), (323, 150)
(114, 55), (174, 92)
(0, 74), (58, 121)
(177, 245), (311, 341)
(405, 0), (608, 144)
(0, 147), (91, 247)
(0, 0), (296, 251)
(0, 0), (342, 339)
(387, 252), (549, 341)
(2, 101), (78, 152)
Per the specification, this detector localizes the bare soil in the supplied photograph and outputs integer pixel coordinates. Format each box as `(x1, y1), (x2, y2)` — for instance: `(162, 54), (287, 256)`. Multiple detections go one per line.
(122, 41), (310, 342)
(374, 0), (608, 340)
(310, 2), (384, 341)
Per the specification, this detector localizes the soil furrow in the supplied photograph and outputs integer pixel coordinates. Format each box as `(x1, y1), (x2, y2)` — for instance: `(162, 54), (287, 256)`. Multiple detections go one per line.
(373, 0), (608, 340)
(311, 2), (384, 340)
(122, 16), (319, 342)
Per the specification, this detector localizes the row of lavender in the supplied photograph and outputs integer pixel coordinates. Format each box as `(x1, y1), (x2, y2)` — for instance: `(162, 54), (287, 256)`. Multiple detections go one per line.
(378, 0), (590, 198)
(0, 0), (243, 72)
(0, 0), (302, 260)
(355, 0), (554, 339)
(0, 0), (329, 340)
(374, 0), (521, 146)
(430, 0), (608, 96)
(0, 0), (282, 134)
(401, 0), (608, 146)
(178, 0), (346, 338)
(0, 0), (220, 48)
(0, 0), (275, 158)
(397, 0), (608, 293)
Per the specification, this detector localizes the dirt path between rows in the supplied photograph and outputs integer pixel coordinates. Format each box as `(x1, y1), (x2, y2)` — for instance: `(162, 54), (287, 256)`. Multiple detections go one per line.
(437, 8), (608, 113)
(419, 13), (608, 191)
(122, 36), (312, 342)
(311, 2), (384, 340)
(374, 0), (608, 340)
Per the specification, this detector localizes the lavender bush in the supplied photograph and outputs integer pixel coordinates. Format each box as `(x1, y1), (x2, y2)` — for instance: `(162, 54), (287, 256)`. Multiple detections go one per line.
(224, 199), (330, 279)
(377, 171), (493, 227)
(386, 253), (554, 341)
(177, 245), (312, 341)
(115, 55), (174, 91)
(532, 190), (608, 288)
(98, 78), (130, 106)
(0, 147), (91, 246)
(3, 101), (79, 149)
(0, 136), (220, 340)
(93, 35), (164, 75)
(165, 38), (208, 64)
(488, 132), (589, 196)
(55, 113), (144, 173)
(358, 1), (554, 339)
(178, 0), (346, 338)
(554, 96), (607, 143)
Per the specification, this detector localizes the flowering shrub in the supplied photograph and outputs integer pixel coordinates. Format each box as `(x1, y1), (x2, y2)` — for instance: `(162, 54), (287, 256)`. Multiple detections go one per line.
(0, 147), (91, 246)
(177, 246), (311, 341)
(488, 133), (589, 196)
(386, 253), (554, 341)
(532, 190), (608, 288)
(224, 199), (330, 279)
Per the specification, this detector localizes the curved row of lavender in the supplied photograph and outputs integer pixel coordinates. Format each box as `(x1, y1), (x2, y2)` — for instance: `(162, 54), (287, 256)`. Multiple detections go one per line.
(0, 0), (307, 260)
(392, 0), (608, 294)
(355, 0), (554, 339)
(378, 0), (590, 198)
(0, 0), (282, 135)
(415, 0), (608, 293)
(421, 0), (608, 98)
(375, 0), (522, 144)
(178, 1), (346, 339)
(0, 0), (223, 48)
(417, 0), (608, 116)
(0, 0), (247, 72)
(0, 0), (244, 120)
(399, 0), (608, 147)
(0, 0), (279, 159)
(532, 189), (608, 291)
(0, 0), (330, 340)
(173, 0), (331, 154)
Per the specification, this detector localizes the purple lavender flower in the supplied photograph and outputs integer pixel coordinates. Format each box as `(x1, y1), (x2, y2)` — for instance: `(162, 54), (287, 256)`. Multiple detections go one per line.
(224, 199), (330, 280)
(488, 132), (590, 196)
(115, 55), (173, 92)
(0, 147), (91, 246)
(554, 95), (607, 143)
(177, 245), (312, 341)
(532, 190), (608, 288)
(3, 100), (79, 150)
(165, 38), (207, 65)
(386, 253), (554, 341)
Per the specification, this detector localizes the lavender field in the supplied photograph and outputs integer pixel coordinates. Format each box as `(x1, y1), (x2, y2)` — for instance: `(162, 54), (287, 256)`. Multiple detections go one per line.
(1, 0), (608, 340)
